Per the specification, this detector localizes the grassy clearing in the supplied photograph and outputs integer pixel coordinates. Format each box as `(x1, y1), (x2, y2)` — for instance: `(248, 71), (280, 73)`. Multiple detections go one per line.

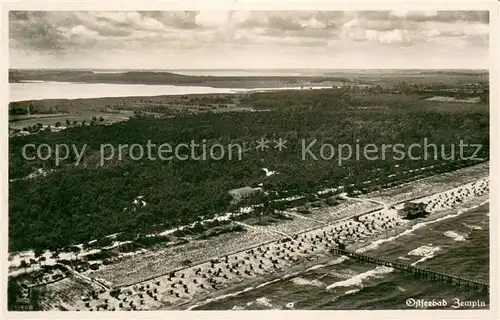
(9, 113), (132, 130)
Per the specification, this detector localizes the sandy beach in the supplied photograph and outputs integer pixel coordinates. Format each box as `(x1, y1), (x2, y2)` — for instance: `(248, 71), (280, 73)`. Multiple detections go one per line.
(47, 168), (489, 311)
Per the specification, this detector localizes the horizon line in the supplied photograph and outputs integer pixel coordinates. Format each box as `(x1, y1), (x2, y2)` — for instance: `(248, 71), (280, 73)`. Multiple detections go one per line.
(9, 68), (489, 71)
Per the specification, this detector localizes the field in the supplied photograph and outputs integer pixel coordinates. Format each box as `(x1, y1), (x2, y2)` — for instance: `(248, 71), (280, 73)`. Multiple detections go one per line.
(8, 93), (252, 135)
(9, 112), (132, 131)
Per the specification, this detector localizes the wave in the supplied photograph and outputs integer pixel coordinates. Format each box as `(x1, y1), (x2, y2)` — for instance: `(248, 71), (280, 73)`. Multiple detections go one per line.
(468, 200), (489, 211)
(256, 277), (283, 289)
(187, 258), (348, 309)
(285, 301), (297, 309)
(329, 256), (349, 265)
(443, 231), (467, 242)
(326, 266), (393, 290)
(249, 297), (274, 309)
(462, 223), (483, 230)
(290, 277), (325, 287)
(328, 268), (359, 279)
(344, 288), (361, 295)
(188, 200), (489, 310)
(356, 201), (487, 254)
(231, 305), (246, 310)
(306, 264), (327, 271)
(408, 245), (441, 265)
(186, 285), (255, 310)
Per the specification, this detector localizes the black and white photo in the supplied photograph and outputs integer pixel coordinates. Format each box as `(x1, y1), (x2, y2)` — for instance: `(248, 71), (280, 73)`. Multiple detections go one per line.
(4, 4), (496, 315)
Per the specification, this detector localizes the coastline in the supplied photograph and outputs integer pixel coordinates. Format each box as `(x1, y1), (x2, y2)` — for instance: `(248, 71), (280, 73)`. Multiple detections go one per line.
(14, 163), (489, 311)
(180, 195), (489, 310)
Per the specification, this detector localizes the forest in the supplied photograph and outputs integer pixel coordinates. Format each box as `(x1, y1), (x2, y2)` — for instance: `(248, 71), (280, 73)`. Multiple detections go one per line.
(8, 88), (489, 252)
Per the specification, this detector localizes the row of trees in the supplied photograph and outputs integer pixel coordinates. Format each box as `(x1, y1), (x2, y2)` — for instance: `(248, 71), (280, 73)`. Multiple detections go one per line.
(58, 117), (104, 127)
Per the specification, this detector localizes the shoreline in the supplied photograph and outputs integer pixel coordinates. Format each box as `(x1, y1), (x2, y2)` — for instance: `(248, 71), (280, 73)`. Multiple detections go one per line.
(150, 178), (487, 310)
(13, 164), (489, 311)
(9, 81), (338, 103)
(180, 195), (489, 310)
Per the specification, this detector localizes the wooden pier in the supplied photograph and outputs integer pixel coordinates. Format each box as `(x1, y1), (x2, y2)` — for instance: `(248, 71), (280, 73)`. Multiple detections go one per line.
(330, 248), (489, 292)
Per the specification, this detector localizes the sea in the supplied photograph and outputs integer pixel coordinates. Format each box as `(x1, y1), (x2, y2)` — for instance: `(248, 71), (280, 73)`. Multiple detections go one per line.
(191, 202), (490, 310)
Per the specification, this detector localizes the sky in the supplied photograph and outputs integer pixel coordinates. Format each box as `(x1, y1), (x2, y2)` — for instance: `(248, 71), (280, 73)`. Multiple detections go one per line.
(9, 10), (490, 70)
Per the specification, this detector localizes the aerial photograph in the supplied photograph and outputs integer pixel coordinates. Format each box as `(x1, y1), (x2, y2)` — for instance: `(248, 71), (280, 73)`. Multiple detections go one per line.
(7, 10), (490, 311)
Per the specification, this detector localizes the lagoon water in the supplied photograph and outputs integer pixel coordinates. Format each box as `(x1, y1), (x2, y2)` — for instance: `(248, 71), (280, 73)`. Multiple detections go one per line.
(9, 81), (250, 102)
(10, 81), (333, 102)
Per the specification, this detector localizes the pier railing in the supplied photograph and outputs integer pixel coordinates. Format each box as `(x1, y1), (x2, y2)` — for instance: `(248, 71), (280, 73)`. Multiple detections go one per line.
(330, 248), (489, 292)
